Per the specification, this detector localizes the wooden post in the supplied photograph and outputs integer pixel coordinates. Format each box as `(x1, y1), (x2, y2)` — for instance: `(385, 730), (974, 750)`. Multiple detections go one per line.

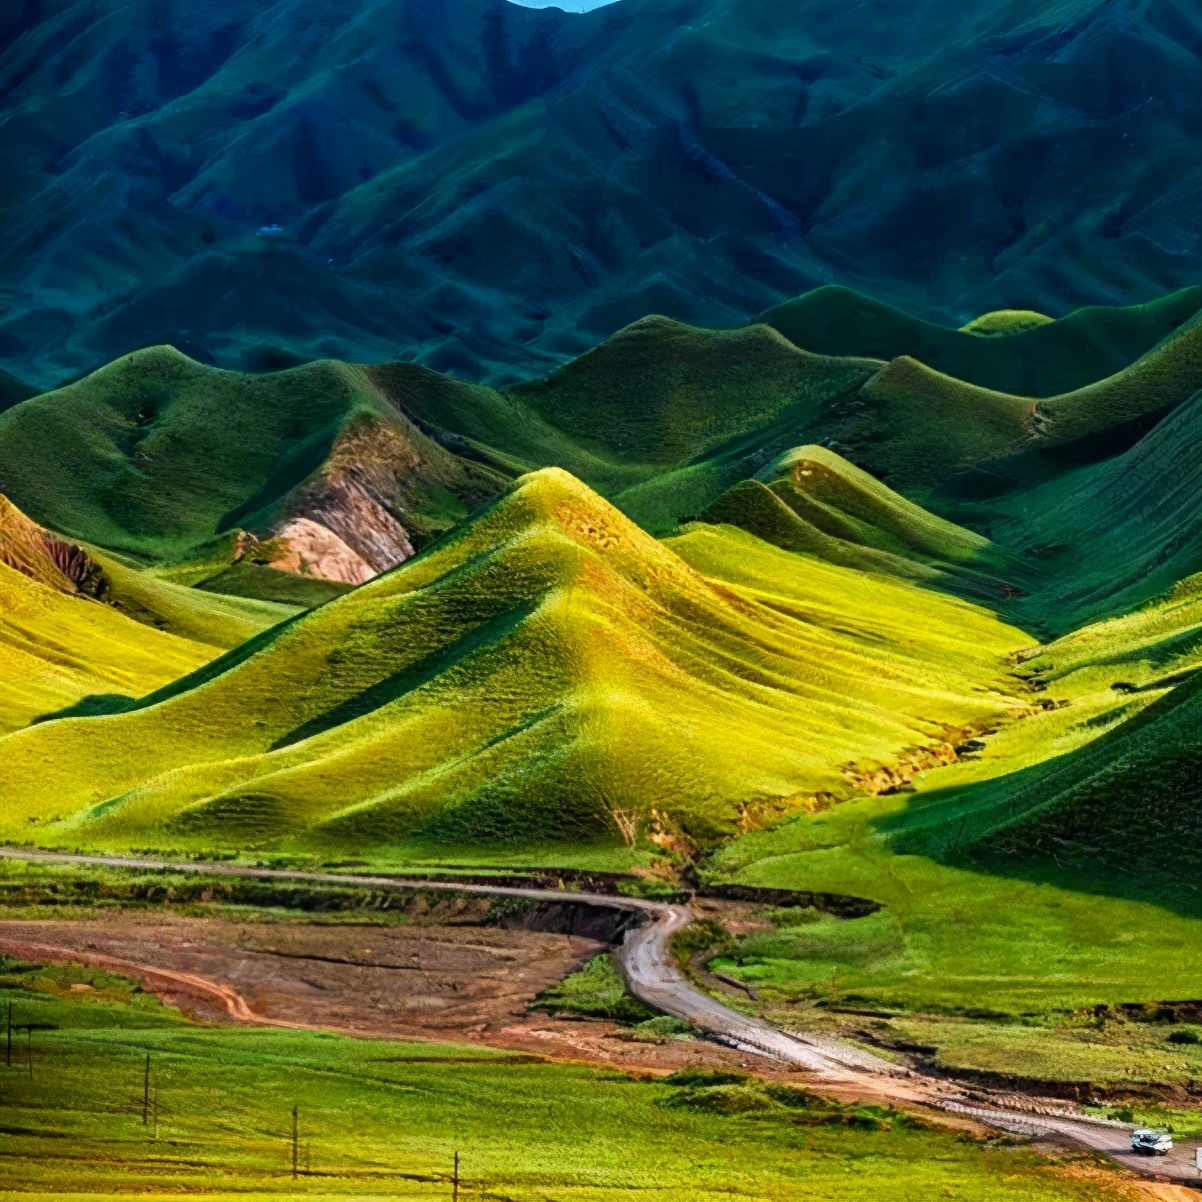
(142, 1052), (151, 1125)
(26, 1026), (32, 1080)
(291, 1104), (298, 1179)
(5, 1002), (10, 1067)
(452, 1150), (459, 1202)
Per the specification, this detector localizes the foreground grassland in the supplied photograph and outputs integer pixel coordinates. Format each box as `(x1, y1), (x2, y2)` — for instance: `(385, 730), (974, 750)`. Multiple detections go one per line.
(0, 972), (1138, 1200)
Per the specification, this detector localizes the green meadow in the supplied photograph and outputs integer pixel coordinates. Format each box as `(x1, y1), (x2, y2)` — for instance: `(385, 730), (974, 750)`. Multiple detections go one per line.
(0, 969), (1137, 1201)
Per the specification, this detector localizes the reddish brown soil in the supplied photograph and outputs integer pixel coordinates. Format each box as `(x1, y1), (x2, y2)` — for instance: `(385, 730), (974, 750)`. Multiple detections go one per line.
(0, 914), (787, 1076)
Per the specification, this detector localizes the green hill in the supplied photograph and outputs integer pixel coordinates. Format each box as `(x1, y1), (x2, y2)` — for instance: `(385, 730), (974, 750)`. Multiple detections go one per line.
(802, 312), (1201, 493)
(696, 445), (1017, 598)
(879, 573), (1202, 898)
(761, 285), (1202, 395)
(0, 367), (37, 414)
(0, 497), (224, 734)
(508, 318), (879, 467)
(989, 391), (1202, 634)
(0, 469), (1029, 854)
(0, 347), (505, 596)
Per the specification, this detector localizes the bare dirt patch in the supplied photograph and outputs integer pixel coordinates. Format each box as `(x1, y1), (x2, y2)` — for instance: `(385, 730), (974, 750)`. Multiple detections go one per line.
(0, 913), (788, 1076)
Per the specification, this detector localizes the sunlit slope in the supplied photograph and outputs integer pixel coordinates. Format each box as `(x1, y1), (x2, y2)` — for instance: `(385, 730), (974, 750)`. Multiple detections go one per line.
(88, 550), (299, 650)
(761, 285), (1202, 395)
(0, 562), (215, 736)
(4, 485), (294, 650)
(0, 470), (1029, 852)
(880, 574), (1202, 892)
(0, 346), (504, 575)
(696, 445), (1019, 598)
(702, 581), (1202, 1011)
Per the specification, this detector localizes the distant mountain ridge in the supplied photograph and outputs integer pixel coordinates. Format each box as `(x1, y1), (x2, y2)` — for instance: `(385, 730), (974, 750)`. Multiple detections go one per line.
(2, 0), (1199, 387)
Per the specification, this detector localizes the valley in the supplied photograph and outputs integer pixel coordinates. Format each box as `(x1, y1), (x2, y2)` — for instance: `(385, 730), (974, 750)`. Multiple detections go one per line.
(0, 278), (1197, 1199)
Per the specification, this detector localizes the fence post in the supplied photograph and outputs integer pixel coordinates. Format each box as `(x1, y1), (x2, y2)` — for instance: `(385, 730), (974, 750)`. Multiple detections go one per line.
(142, 1052), (151, 1125)
(291, 1104), (299, 1180)
(453, 1149), (459, 1202)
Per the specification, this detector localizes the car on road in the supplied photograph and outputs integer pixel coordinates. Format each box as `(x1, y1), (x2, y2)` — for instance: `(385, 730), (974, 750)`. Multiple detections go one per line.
(1130, 1128), (1172, 1155)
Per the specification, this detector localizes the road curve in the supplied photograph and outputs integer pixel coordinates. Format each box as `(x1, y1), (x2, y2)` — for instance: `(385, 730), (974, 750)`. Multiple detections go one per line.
(1, 847), (1198, 1184)
(0, 846), (886, 1075)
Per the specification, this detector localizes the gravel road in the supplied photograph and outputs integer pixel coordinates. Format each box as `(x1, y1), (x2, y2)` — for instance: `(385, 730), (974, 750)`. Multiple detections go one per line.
(1, 846), (1197, 1186)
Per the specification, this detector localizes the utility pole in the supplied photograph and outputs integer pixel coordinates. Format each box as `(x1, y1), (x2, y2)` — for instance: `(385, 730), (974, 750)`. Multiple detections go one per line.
(142, 1052), (151, 1125)
(291, 1104), (299, 1180)
(452, 1150), (459, 1202)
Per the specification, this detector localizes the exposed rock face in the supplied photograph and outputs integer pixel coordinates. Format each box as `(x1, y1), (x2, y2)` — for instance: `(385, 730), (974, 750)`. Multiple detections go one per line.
(0, 494), (100, 594)
(265, 518), (377, 587)
(258, 407), (502, 587)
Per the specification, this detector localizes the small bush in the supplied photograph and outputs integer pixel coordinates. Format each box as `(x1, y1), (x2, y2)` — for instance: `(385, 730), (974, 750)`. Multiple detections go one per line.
(623, 1015), (692, 1043)
(665, 1084), (780, 1114)
(760, 906), (822, 928)
(664, 1069), (748, 1088)
(1168, 1029), (1201, 1045)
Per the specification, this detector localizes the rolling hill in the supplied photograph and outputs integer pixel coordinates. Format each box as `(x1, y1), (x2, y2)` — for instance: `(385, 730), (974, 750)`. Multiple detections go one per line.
(0, 494), (230, 733)
(0, 347), (506, 592)
(0, 469), (1030, 853)
(760, 285), (1202, 395)
(2, 0), (1199, 387)
(694, 446), (1018, 599)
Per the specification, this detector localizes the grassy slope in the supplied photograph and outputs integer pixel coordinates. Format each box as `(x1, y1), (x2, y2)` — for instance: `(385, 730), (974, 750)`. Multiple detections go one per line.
(885, 576), (1202, 894)
(0, 561), (215, 735)
(0, 470), (1028, 854)
(89, 551), (298, 650)
(509, 317), (879, 467)
(0, 347), (499, 565)
(0, 979), (1126, 1202)
(694, 444), (1020, 601)
(988, 391), (1202, 635)
(704, 577), (1202, 1014)
(806, 311), (1202, 493)
(761, 285), (1202, 395)
(0, 367), (38, 414)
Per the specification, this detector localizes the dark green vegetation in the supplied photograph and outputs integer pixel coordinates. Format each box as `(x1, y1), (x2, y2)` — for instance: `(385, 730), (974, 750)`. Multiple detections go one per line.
(761, 286), (1202, 395)
(0, 977), (1128, 1200)
(532, 953), (655, 1024)
(2, 0), (1200, 387)
(0, 348), (504, 587)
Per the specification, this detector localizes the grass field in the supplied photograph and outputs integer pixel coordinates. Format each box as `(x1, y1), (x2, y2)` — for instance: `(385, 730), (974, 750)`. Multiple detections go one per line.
(0, 968), (1141, 1200)
(702, 568), (1202, 1014)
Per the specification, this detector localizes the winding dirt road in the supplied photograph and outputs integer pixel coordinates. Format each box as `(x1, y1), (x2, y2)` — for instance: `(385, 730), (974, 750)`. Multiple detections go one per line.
(1, 846), (1198, 1187)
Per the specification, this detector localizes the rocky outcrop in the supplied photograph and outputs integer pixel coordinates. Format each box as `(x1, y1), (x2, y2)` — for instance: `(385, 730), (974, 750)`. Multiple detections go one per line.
(0, 494), (101, 594)
(264, 518), (377, 587)
(258, 407), (503, 587)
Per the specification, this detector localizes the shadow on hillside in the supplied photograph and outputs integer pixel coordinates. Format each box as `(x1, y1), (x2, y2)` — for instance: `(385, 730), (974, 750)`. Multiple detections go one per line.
(877, 674), (1202, 920)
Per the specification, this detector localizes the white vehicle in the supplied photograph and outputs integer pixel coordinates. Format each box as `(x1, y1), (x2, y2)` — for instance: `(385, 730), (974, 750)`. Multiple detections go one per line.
(1130, 1128), (1172, 1155)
